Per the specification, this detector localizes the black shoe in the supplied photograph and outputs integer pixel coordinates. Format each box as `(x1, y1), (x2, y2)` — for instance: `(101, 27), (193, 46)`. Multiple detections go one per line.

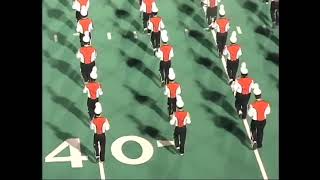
(257, 144), (262, 149)
(252, 141), (257, 150)
(95, 156), (100, 163)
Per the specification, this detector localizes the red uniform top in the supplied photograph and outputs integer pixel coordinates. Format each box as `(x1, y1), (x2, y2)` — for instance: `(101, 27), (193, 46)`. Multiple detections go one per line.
(144, 0), (154, 14)
(167, 82), (181, 98)
(79, 18), (92, 32)
(251, 100), (270, 121)
(175, 111), (188, 127)
(237, 77), (254, 95)
(79, 46), (96, 64)
(216, 18), (229, 33)
(226, 44), (241, 61)
(149, 16), (162, 32)
(91, 116), (109, 134)
(160, 44), (173, 61)
(86, 82), (102, 99)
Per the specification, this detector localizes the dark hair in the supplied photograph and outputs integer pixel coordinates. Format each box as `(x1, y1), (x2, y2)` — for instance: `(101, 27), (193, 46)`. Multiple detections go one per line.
(255, 94), (262, 99)
(241, 73), (248, 77)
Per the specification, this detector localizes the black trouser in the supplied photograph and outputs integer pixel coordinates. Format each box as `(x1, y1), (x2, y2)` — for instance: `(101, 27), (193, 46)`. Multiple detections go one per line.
(226, 59), (239, 81)
(87, 98), (99, 119)
(174, 126), (187, 154)
(143, 12), (152, 29)
(159, 61), (171, 84)
(79, 32), (91, 47)
(151, 31), (161, 49)
(235, 92), (250, 119)
(76, 11), (88, 22)
(206, 6), (218, 25)
(250, 120), (266, 147)
(270, 1), (279, 24)
(167, 97), (177, 115)
(80, 61), (95, 82)
(93, 133), (106, 161)
(216, 32), (228, 55)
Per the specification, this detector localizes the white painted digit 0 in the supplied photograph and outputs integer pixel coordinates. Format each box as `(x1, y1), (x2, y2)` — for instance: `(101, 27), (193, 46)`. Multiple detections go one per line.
(45, 138), (88, 168)
(111, 136), (153, 165)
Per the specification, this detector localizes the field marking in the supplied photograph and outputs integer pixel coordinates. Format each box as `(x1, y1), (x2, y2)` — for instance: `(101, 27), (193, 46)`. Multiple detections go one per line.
(98, 142), (106, 180)
(107, 32), (112, 40)
(99, 162), (106, 180)
(201, 4), (269, 180)
(73, 32), (80, 36)
(54, 34), (58, 42)
(133, 31), (138, 39)
(156, 140), (175, 147)
(210, 29), (217, 46)
(236, 26), (242, 34)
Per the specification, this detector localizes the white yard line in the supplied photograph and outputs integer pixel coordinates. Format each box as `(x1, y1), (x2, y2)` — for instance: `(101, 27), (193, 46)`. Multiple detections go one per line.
(201, 5), (269, 180)
(107, 32), (112, 40)
(99, 162), (106, 180)
(156, 140), (175, 147)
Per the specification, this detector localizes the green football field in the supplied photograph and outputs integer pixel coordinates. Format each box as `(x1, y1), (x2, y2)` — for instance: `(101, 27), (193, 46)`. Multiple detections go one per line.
(42, 0), (279, 179)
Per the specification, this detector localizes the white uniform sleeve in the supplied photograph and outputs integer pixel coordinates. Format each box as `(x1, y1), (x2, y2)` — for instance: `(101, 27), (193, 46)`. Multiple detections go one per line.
(248, 80), (254, 93)
(170, 115), (177, 125)
(156, 49), (163, 60)
(176, 85), (181, 96)
(248, 105), (256, 119)
(91, 50), (97, 61)
(223, 46), (228, 56)
(76, 21), (83, 33)
(147, 20), (153, 30)
(265, 104), (271, 116)
(185, 112), (191, 124)
(209, 21), (216, 29)
(236, 47), (242, 59)
(86, 0), (90, 9)
(97, 87), (103, 96)
(164, 86), (169, 96)
(140, 1), (146, 12)
(72, 0), (80, 11)
(169, 48), (174, 59)
(233, 80), (241, 94)
(225, 22), (230, 32)
(152, 2), (158, 12)
(89, 22), (93, 31)
(83, 86), (88, 94)
(90, 122), (96, 133)
(159, 19), (165, 30)
(103, 121), (110, 132)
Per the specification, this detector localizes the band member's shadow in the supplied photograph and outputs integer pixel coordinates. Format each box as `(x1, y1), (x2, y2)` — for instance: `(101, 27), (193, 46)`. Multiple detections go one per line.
(188, 30), (214, 53)
(45, 86), (89, 128)
(195, 80), (238, 118)
(43, 25), (78, 53)
(128, 114), (177, 154)
(44, 2), (74, 30)
(120, 49), (160, 87)
(124, 85), (168, 121)
(115, 21), (153, 55)
(255, 25), (279, 46)
(200, 104), (251, 149)
(45, 122), (96, 163)
(43, 50), (83, 88)
(189, 48), (227, 84)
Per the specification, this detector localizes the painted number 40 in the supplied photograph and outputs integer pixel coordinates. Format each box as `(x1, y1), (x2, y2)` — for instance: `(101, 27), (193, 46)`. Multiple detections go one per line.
(44, 138), (88, 168)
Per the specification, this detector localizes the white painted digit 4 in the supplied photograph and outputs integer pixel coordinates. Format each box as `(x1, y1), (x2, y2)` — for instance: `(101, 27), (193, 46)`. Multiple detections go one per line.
(45, 138), (88, 168)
